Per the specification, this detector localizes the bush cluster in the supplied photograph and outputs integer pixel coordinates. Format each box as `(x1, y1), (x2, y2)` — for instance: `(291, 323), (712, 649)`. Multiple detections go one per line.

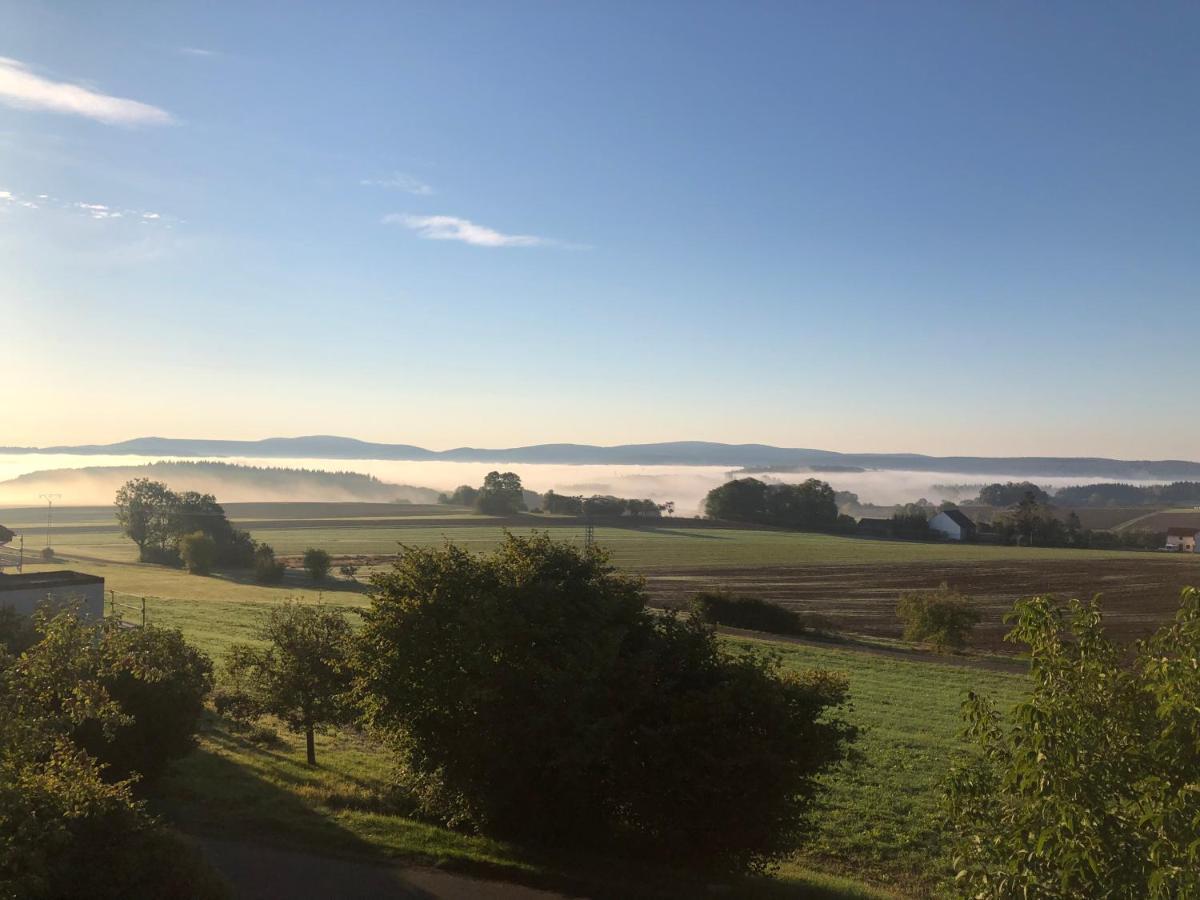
(897, 584), (980, 651)
(689, 590), (811, 635)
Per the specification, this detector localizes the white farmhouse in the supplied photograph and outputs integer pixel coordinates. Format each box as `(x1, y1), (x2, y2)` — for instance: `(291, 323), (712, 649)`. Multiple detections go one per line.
(0, 571), (105, 620)
(929, 509), (977, 542)
(1165, 527), (1200, 553)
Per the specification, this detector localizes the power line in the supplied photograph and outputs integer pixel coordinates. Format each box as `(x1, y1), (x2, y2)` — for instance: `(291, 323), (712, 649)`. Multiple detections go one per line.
(38, 493), (61, 550)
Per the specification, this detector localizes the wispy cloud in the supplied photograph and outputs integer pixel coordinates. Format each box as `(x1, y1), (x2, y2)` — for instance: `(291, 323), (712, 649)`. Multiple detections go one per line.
(383, 213), (559, 248)
(0, 57), (173, 125)
(178, 47), (219, 58)
(361, 173), (433, 195)
(1, 186), (167, 223)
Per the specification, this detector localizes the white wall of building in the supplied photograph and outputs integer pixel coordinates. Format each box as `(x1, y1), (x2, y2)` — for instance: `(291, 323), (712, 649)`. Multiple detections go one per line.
(929, 511), (963, 541)
(0, 582), (105, 620)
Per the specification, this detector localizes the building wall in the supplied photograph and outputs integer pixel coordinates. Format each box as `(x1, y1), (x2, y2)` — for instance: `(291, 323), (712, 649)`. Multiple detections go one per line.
(929, 512), (963, 541)
(0, 583), (105, 620)
(1166, 534), (1197, 552)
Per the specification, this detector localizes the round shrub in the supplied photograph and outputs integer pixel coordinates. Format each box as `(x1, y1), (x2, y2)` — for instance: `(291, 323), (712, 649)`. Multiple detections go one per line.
(179, 531), (217, 575)
(355, 533), (854, 872)
(76, 624), (214, 783)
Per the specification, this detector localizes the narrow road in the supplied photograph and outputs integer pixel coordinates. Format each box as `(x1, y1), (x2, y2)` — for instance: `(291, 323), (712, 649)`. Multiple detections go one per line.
(196, 837), (578, 900)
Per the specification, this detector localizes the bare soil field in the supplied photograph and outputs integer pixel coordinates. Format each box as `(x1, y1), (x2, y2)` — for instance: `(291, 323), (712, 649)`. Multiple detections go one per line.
(644, 557), (1200, 652)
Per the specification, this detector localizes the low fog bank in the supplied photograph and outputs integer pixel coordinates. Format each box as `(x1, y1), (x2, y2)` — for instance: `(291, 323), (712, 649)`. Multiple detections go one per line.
(0, 460), (440, 507)
(0, 453), (1178, 516)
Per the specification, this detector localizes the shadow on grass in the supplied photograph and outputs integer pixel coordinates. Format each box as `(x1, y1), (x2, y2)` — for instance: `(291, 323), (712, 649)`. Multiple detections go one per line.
(208, 567), (369, 596)
(153, 713), (888, 900)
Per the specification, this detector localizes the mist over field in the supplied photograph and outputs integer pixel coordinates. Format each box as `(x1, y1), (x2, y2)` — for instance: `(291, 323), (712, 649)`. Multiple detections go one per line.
(0, 453), (1176, 513)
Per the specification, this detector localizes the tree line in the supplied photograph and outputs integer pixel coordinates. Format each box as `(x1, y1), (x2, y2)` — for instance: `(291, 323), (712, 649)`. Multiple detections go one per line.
(973, 479), (1200, 509)
(114, 478), (334, 584)
(438, 472), (674, 519)
(703, 477), (852, 532)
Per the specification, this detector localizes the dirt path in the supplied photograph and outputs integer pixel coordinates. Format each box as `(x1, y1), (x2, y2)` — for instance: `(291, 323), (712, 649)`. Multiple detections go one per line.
(713, 625), (1028, 675)
(195, 837), (578, 900)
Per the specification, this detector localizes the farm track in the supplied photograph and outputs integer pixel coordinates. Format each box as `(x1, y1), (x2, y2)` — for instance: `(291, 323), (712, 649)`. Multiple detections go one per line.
(645, 557), (1200, 652)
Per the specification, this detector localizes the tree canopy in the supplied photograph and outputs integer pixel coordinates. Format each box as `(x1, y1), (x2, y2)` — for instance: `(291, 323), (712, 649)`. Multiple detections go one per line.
(704, 477), (839, 531)
(221, 602), (354, 766)
(114, 479), (254, 567)
(354, 533), (854, 871)
(475, 471), (526, 515)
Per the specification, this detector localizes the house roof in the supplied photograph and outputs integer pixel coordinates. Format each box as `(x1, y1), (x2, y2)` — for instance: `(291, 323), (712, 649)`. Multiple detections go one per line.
(1166, 527), (1200, 538)
(939, 508), (976, 529)
(0, 570), (104, 593)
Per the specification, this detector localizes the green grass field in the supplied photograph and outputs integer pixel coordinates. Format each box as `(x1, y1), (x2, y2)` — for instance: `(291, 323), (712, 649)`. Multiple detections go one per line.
(12, 502), (1185, 572)
(151, 613), (1020, 898)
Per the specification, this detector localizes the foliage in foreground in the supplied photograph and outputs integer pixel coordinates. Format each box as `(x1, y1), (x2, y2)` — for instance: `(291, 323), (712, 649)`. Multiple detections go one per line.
(0, 608), (225, 899)
(356, 533), (855, 873)
(219, 602), (354, 765)
(946, 588), (1200, 899)
(896, 584), (980, 652)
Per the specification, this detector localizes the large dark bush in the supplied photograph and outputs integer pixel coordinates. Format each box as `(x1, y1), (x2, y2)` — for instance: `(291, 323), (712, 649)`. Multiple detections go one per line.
(690, 590), (807, 635)
(79, 624), (213, 783)
(355, 533), (854, 872)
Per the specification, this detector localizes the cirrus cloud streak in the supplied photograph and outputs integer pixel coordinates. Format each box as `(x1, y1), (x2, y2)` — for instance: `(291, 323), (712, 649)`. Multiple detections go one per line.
(0, 56), (173, 125)
(384, 213), (554, 248)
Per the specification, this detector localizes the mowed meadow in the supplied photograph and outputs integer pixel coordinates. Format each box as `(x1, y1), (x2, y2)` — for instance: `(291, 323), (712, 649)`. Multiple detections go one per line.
(6, 501), (1196, 896)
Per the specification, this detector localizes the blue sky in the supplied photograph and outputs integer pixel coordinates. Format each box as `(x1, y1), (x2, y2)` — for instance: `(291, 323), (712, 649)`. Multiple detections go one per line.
(3, 2), (1198, 457)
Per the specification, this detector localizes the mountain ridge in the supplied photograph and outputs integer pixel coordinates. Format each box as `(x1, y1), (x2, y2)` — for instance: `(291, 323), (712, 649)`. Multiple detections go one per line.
(5, 436), (1200, 480)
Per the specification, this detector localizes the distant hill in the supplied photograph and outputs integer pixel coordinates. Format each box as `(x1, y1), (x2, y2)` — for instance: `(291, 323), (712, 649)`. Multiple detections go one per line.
(0, 460), (441, 506)
(7, 435), (1200, 480)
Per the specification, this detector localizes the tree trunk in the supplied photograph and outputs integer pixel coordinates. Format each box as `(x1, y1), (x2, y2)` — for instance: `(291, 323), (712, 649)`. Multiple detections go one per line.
(305, 723), (316, 766)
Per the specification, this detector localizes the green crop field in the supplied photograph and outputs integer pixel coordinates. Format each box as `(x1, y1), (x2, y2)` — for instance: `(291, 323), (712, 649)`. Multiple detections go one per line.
(10, 502), (1185, 572)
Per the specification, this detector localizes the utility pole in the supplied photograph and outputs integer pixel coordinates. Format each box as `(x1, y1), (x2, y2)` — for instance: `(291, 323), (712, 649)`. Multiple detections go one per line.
(39, 493), (61, 551)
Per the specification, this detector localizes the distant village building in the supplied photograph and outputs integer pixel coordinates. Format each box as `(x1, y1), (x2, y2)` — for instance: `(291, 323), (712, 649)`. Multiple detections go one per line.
(929, 509), (977, 542)
(1165, 527), (1200, 553)
(0, 571), (105, 620)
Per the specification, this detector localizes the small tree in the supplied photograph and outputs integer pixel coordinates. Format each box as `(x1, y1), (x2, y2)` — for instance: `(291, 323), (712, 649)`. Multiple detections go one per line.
(302, 548), (331, 583)
(179, 531), (217, 575)
(897, 584), (980, 651)
(338, 564), (359, 581)
(221, 603), (353, 765)
(254, 543), (286, 584)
